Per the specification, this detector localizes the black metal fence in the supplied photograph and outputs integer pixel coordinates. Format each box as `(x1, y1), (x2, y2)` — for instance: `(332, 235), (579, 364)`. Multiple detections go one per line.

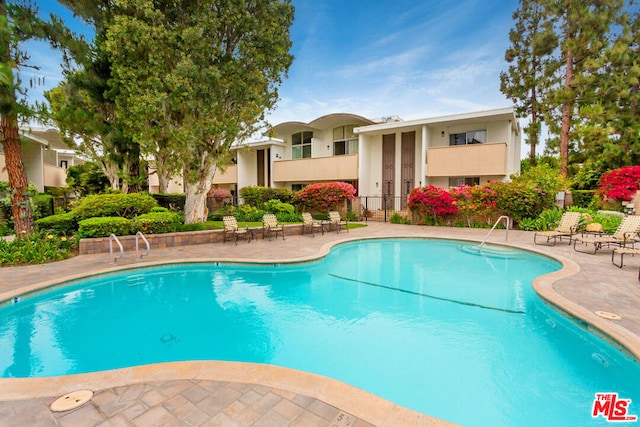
(358, 196), (410, 222)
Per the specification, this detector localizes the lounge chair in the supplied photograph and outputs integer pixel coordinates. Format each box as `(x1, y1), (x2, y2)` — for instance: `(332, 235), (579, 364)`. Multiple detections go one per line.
(533, 211), (581, 246)
(262, 213), (285, 241)
(222, 216), (251, 245)
(328, 211), (348, 233)
(612, 246), (640, 268)
(573, 215), (640, 254)
(301, 212), (324, 237)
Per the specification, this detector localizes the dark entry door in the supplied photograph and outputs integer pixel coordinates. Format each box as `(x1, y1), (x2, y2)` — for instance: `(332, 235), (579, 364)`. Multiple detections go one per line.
(257, 149), (265, 186)
(401, 132), (415, 209)
(382, 134), (395, 209)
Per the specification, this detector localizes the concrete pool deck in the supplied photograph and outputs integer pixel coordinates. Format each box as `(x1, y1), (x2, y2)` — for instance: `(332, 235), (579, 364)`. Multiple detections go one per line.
(0, 222), (639, 426)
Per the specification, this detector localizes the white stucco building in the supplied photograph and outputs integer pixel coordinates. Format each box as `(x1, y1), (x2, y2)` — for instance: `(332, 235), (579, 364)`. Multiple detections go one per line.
(211, 107), (521, 201)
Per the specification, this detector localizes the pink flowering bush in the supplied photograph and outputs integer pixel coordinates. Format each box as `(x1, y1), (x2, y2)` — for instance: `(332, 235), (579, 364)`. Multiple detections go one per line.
(407, 185), (457, 224)
(450, 185), (498, 227)
(598, 166), (640, 202)
(295, 182), (356, 211)
(208, 187), (232, 201)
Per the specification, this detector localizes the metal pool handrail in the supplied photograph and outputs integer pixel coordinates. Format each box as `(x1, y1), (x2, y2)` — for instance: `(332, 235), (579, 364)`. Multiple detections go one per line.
(479, 216), (510, 250)
(136, 231), (150, 261)
(109, 234), (124, 265)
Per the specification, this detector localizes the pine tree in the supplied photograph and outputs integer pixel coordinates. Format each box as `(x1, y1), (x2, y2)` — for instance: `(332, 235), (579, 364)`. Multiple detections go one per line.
(0, 0), (76, 235)
(500, 0), (559, 164)
(577, 6), (639, 175)
(544, 0), (624, 177)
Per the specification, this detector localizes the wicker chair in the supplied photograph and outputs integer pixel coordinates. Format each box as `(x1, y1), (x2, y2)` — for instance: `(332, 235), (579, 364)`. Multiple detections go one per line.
(302, 212), (325, 237)
(328, 211), (348, 233)
(262, 213), (285, 241)
(222, 216), (251, 245)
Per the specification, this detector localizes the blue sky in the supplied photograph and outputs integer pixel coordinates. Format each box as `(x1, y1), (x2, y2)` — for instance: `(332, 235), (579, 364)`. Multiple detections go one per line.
(29, 0), (520, 125)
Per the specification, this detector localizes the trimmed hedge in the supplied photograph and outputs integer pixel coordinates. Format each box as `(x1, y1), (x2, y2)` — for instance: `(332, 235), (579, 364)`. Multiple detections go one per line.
(239, 186), (293, 207)
(78, 216), (133, 238)
(74, 193), (158, 220)
(35, 212), (77, 235)
(132, 212), (182, 234)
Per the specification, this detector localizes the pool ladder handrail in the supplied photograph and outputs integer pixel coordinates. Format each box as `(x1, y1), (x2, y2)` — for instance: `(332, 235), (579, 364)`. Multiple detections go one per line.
(109, 234), (124, 265)
(479, 215), (511, 251)
(136, 231), (150, 260)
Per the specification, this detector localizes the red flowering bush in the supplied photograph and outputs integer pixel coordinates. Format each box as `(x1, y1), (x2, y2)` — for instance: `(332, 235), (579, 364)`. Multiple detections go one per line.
(598, 166), (640, 202)
(295, 182), (356, 211)
(450, 185), (498, 226)
(208, 188), (232, 201)
(408, 185), (457, 224)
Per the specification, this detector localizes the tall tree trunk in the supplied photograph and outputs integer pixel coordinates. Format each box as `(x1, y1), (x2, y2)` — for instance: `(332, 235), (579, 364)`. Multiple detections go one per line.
(1, 114), (34, 236)
(560, 48), (573, 177)
(530, 84), (537, 163)
(183, 163), (218, 223)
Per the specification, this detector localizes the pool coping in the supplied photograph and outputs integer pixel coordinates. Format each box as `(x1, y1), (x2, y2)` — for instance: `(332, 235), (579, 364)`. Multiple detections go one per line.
(1, 233), (638, 427)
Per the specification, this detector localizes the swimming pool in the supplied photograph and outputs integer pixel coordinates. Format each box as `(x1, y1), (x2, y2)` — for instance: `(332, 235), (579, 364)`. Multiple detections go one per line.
(1, 238), (639, 427)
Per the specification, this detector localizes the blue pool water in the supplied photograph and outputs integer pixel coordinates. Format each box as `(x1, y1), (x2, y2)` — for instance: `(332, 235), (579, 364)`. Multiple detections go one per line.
(1, 239), (639, 427)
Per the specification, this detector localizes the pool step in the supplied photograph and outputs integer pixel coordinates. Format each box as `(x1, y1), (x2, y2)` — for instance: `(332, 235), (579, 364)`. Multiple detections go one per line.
(126, 274), (146, 287)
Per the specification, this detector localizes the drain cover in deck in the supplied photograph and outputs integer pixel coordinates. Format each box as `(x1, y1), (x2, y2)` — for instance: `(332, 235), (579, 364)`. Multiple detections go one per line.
(594, 311), (622, 320)
(50, 389), (93, 412)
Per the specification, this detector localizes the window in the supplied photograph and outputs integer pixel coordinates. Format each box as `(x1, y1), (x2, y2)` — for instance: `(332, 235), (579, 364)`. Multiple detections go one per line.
(333, 125), (358, 155)
(291, 184), (305, 192)
(60, 160), (68, 169)
(449, 130), (486, 146)
(292, 131), (313, 159)
(449, 177), (480, 187)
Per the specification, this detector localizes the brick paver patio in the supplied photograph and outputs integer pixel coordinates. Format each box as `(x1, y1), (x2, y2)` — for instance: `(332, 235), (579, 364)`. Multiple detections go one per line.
(0, 222), (638, 426)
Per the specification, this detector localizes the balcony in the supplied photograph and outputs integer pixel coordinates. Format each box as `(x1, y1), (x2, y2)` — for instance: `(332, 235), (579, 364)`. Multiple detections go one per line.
(212, 164), (237, 184)
(426, 143), (507, 177)
(273, 154), (358, 182)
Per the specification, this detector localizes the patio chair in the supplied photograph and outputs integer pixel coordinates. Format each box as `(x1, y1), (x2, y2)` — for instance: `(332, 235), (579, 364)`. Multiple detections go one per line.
(328, 211), (348, 233)
(262, 213), (285, 241)
(573, 215), (640, 254)
(611, 246), (640, 268)
(301, 212), (324, 237)
(222, 216), (251, 245)
(533, 211), (581, 246)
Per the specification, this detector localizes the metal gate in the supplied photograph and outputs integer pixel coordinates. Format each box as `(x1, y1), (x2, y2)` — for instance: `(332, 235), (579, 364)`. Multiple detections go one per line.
(359, 196), (410, 222)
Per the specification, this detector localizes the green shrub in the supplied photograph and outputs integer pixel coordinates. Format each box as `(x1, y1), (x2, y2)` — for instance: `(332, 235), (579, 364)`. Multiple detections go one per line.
(275, 212), (302, 222)
(487, 181), (549, 223)
(132, 212), (182, 234)
(235, 205), (266, 222)
(74, 193), (158, 220)
(517, 218), (539, 231)
(264, 199), (295, 214)
(0, 220), (12, 236)
(151, 193), (186, 211)
(78, 217), (133, 238)
(35, 212), (77, 235)
(32, 194), (54, 219)
(151, 206), (169, 213)
(0, 232), (77, 265)
(390, 212), (411, 224)
(239, 186), (294, 208)
(511, 163), (568, 208)
(571, 190), (595, 208)
(209, 205), (236, 220)
(345, 210), (359, 222)
(535, 208), (563, 231)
